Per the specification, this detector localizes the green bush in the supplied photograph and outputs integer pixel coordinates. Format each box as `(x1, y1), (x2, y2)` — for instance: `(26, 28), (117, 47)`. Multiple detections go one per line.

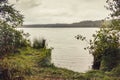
(100, 49), (120, 71)
(38, 49), (53, 67)
(111, 65), (120, 76)
(0, 0), (29, 57)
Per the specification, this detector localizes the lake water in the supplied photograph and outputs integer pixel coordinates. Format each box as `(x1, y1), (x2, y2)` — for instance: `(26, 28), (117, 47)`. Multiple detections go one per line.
(19, 28), (98, 72)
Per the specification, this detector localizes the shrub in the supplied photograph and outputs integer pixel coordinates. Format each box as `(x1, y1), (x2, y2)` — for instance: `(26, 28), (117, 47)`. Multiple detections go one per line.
(111, 65), (120, 76)
(38, 49), (53, 67)
(0, 0), (29, 57)
(0, 23), (30, 56)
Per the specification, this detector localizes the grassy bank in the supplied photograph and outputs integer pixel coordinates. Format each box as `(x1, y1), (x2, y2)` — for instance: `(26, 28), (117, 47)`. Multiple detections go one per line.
(0, 47), (84, 80)
(0, 47), (120, 80)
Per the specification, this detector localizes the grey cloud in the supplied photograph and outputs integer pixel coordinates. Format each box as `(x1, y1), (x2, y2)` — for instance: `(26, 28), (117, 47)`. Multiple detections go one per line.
(19, 0), (41, 9)
(10, 0), (109, 24)
(10, 0), (41, 10)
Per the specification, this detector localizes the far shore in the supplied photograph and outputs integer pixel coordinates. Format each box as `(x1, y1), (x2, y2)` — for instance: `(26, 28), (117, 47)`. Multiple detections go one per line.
(20, 20), (102, 28)
(20, 25), (100, 28)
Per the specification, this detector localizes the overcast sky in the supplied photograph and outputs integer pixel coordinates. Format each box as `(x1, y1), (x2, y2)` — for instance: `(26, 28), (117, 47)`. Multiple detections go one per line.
(9, 0), (109, 24)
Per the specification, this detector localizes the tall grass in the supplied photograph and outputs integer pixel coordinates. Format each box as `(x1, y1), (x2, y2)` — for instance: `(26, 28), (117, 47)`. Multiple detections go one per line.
(32, 38), (46, 49)
(0, 47), (52, 80)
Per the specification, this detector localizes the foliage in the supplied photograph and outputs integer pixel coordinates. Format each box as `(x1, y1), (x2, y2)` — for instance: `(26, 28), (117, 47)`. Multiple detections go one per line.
(111, 65), (120, 76)
(0, 21), (30, 55)
(106, 0), (120, 18)
(76, 22), (120, 71)
(76, 0), (120, 71)
(0, 0), (30, 56)
(38, 49), (53, 67)
(0, 0), (23, 27)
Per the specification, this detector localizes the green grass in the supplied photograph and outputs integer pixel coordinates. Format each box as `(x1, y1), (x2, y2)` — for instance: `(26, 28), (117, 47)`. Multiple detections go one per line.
(1, 47), (120, 80)
(0, 47), (86, 80)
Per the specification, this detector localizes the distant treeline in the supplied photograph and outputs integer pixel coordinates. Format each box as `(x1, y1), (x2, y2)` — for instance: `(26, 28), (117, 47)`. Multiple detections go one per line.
(23, 20), (103, 28)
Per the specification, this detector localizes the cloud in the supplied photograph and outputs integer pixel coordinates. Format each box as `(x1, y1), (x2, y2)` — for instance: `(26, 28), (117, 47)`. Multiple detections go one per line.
(9, 0), (41, 10)
(9, 0), (109, 24)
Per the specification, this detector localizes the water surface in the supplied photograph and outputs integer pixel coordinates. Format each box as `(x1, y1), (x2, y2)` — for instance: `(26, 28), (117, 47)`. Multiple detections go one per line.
(19, 28), (98, 72)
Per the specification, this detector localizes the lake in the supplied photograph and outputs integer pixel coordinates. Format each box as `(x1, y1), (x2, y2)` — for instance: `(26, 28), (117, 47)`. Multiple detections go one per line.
(19, 28), (98, 72)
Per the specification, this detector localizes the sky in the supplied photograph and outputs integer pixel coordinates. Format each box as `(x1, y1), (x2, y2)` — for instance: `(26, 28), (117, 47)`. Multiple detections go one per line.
(9, 0), (110, 24)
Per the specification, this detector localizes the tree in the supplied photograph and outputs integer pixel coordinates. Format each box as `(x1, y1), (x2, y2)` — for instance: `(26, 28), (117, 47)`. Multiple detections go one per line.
(92, 0), (120, 71)
(76, 0), (120, 71)
(0, 0), (29, 56)
(0, 0), (23, 27)
(0, 1), (30, 80)
(106, 0), (120, 18)
(76, 26), (120, 71)
(105, 0), (120, 30)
